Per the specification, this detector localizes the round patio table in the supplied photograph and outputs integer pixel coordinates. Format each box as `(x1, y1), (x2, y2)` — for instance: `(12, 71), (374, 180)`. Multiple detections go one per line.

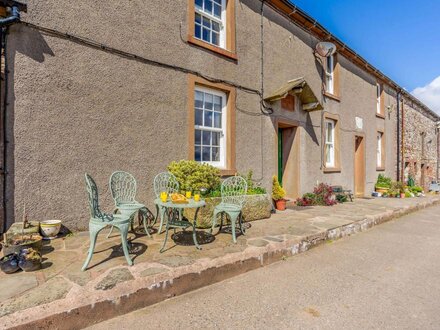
(154, 198), (206, 253)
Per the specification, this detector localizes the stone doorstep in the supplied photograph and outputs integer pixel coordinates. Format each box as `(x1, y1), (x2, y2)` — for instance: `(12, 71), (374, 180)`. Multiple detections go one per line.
(2, 197), (440, 330)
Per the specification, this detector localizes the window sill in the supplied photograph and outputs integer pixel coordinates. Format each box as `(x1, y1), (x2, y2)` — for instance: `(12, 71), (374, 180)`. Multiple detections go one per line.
(220, 169), (237, 176)
(188, 36), (238, 61)
(323, 167), (341, 173)
(323, 92), (341, 102)
(376, 113), (385, 119)
(376, 167), (385, 171)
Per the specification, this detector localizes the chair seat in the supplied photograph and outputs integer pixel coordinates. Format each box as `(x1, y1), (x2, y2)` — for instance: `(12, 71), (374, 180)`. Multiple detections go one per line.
(214, 203), (242, 213)
(90, 214), (130, 225)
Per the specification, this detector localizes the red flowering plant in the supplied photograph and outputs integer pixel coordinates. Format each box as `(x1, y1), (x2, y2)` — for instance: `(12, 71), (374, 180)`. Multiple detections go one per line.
(296, 183), (337, 206)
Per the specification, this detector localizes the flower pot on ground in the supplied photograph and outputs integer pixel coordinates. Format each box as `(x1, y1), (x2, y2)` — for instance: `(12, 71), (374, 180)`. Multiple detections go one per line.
(275, 198), (287, 211)
(40, 220), (62, 240)
(272, 175), (287, 211)
(0, 253), (20, 274)
(400, 193), (405, 198)
(18, 248), (42, 272)
(2, 234), (43, 256)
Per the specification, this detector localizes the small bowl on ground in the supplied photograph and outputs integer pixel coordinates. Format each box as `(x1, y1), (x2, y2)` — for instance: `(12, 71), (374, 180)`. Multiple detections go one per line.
(40, 220), (62, 240)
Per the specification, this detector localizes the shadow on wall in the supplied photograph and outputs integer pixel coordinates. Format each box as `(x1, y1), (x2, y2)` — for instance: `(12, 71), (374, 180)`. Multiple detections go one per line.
(3, 25), (54, 232)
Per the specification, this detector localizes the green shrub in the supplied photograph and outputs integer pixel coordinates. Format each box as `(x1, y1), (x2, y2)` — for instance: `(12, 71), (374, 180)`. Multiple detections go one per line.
(296, 183), (337, 206)
(167, 160), (220, 192)
(272, 176), (286, 201)
(239, 170), (267, 195)
(404, 191), (412, 198)
(336, 194), (348, 203)
(376, 174), (392, 189)
(410, 186), (423, 193)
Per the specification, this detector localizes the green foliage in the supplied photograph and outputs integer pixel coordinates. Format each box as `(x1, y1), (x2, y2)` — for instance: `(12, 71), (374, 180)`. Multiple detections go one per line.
(272, 175), (286, 201)
(296, 183), (336, 206)
(375, 174), (392, 189)
(167, 160), (221, 192)
(336, 194), (348, 203)
(410, 186), (423, 193)
(205, 170), (267, 197)
(404, 191), (412, 198)
(391, 181), (405, 194)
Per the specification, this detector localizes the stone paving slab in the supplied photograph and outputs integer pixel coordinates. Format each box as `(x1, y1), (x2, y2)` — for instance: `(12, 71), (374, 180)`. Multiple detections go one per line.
(0, 196), (439, 329)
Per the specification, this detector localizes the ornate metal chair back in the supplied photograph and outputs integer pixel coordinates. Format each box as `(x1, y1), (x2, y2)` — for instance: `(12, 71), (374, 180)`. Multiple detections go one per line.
(221, 176), (248, 207)
(153, 172), (180, 197)
(85, 173), (113, 222)
(109, 171), (137, 205)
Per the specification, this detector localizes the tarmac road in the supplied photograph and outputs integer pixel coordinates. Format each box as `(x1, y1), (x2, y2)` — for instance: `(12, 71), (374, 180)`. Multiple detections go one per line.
(88, 205), (440, 329)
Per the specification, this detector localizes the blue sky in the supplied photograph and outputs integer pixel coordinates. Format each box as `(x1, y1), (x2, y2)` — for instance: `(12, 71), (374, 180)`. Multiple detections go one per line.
(290, 0), (440, 112)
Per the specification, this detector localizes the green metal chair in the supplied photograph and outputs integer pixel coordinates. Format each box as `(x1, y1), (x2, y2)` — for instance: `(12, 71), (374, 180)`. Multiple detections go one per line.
(108, 171), (152, 238)
(153, 172), (179, 234)
(211, 176), (248, 243)
(82, 173), (132, 271)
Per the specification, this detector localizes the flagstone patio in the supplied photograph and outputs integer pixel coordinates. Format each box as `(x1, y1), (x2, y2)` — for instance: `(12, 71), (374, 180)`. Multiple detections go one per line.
(1, 195), (439, 329)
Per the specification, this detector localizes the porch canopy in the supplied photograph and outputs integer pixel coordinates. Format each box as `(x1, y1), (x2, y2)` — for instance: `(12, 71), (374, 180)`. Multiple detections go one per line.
(264, 77), (323, 111)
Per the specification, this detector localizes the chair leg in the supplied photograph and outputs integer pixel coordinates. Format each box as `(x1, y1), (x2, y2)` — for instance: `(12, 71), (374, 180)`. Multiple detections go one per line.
(106, 225), (114, 239)
(228, 211), (240, 244)
(210, 210), (223, 234)
(239, 212), (245, 235)
(140, 209), (151, 238)
(82, 223), (103, 271)
(117, 223), (133, 266)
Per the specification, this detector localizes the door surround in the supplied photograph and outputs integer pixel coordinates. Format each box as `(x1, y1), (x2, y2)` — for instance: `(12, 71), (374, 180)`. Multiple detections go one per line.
(354, 134), (366, 197)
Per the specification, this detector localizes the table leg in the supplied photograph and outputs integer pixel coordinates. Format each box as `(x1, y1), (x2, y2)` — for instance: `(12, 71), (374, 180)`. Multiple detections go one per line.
(192, 207), (202, 250)
(160, 208), (172, 253)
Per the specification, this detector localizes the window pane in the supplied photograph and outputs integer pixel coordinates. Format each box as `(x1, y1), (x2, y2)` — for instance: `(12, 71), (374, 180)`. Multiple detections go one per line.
(213, 3), (221, 18)
(204, 111), (213, 127)
(202, 146), (211, 161)
(213, 0), (221, 4)
(212, 147), (220, 161)
(326, 122), (333, 142)
(213, 95), (222, 111)
(195, 13), (201, 24)
(326, 145), (331, 164)
(202, 28), (210, 42)
(195, 109), (203, 126)
(195, 146), (201, 161)
(195, 91), (204, 108)
(213, 112), (221, 128)
(212, 132), (220, 146)
(212, 21), (220, 32)
(195, 129), (201, 145)
(195, 24), (201, 39)
(204, 93), (213, 109)
(202, 130), (211, 145)
(195, 0), (203, 10)
(212, 32), (219, 46)
(204, 0), (213, 14)
(202, 16), (210, 28)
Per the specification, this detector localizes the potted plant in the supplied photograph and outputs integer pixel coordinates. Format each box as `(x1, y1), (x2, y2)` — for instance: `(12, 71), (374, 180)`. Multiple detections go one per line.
(272, 175), (287, 211)
(375, 174), (391, 193)
(2, 233), (43, 256)
(18, 248), (42, 272)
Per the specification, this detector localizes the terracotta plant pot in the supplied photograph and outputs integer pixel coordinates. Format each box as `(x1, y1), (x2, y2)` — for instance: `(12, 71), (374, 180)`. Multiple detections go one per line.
(275, 199), (287, 211)
(400, 193), (405, 198)
(375, 187), (389, 194)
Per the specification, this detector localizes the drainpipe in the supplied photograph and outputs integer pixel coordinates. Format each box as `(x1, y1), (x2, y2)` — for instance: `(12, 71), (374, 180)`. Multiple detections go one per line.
(401, 97), (405, 182)
(0, 5), (20, 233)
(396, 91), (400, 181)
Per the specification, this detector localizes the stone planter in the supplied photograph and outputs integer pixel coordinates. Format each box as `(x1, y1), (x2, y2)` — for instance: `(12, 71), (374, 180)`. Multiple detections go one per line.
(184, 194), (272, 228)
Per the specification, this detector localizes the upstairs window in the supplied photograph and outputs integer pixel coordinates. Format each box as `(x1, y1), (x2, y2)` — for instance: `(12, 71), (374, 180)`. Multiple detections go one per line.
(325, 54), (334, 95)
(194, 0), (226, 48)
(376, 83), (385, 117)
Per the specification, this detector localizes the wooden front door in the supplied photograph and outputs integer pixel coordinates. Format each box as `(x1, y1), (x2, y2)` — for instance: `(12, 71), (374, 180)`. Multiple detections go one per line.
(354, 135), (365, 197)
(277, 125), (300, 199)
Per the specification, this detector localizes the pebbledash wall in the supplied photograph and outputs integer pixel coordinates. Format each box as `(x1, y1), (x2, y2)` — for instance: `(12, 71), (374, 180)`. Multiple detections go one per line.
(0, 0), (437, 231)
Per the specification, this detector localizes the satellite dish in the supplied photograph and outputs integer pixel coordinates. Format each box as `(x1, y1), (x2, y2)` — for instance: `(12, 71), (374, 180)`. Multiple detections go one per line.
(315, 42), (336, 57)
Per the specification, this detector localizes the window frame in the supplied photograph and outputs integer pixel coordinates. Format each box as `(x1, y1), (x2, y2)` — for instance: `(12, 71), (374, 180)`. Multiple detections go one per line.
(376, 82), (385, 118)
(194, 86), (227, 167)
(323, 54), (340, 100)
(194, 0), (226, 48)
(323, 112), (341, 172)
(376, 130), (385, 170)
(188, 0), (237, 60)
(325, 119), (335, 168)
(188, 75), (236, 175)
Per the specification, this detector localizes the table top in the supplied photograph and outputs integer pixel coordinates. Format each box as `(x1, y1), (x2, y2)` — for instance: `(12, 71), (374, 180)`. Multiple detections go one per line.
(154, 198), (206, 209)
